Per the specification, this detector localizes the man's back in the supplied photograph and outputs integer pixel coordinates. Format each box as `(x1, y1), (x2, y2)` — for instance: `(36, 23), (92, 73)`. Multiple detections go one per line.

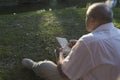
(82, 22), (120, 80)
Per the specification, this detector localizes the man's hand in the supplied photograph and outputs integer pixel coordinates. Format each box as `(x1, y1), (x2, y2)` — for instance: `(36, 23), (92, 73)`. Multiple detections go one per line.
(68, 39), (78, 48)
(55, 39), (77, 57)
(57, 40), (76, 80)
(57, 48), (69, 79)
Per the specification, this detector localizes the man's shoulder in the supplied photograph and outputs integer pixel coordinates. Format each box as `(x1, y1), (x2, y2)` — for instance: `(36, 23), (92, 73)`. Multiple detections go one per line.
(79, 33), (96, 44)
(78, 33), (105, 51)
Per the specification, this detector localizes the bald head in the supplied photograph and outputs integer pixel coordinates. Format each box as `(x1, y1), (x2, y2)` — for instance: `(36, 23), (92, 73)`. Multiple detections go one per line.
(85, 3), (114, 32)
(87, 3), (113, 23)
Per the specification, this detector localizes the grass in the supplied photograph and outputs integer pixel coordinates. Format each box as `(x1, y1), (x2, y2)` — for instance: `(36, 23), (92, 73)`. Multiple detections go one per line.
(0, 8), (120, 80)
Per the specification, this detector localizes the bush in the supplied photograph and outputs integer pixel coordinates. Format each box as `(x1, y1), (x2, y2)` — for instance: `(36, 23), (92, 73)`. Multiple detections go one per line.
(0, 0), (49, 5)
(58, 0), (105, 7)
(0, 0), (18, 3)
(0, 0), (105, 8)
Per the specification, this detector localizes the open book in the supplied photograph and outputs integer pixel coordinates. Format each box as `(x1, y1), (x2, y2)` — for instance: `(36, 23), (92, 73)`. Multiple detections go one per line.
(56, 37), (71, 53)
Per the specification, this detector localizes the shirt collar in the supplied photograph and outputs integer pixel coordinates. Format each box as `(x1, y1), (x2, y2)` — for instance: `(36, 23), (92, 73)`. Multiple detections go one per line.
(92, 22), (114, 33)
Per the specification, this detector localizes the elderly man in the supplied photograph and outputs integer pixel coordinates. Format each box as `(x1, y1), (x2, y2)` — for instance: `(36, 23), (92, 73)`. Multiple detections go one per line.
(22, 2), (120, 80)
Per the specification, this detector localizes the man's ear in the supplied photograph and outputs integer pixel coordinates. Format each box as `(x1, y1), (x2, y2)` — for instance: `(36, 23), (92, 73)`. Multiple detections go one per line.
(90, 17), (96, 25)
(92, 17), (99, 25)
(91, 17), (96, 22)
(90, 17), (99, 31)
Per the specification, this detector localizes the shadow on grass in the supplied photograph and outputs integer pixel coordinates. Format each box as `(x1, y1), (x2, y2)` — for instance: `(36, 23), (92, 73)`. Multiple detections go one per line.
(10, 67), (42, 80)
(0, 13), (55, 80)
(0, 8), (89, 80)
(0, 3), (50, 15)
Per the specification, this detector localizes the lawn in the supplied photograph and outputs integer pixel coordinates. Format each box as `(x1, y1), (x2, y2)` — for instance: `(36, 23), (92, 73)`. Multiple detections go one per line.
(0, 8), (120, 80)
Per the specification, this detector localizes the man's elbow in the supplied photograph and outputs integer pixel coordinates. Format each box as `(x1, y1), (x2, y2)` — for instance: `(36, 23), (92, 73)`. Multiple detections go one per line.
(57, 64), (69, 79)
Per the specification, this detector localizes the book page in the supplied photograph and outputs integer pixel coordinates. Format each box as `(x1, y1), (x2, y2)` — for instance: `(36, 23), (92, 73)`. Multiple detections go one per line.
(56, 37), (71, 53)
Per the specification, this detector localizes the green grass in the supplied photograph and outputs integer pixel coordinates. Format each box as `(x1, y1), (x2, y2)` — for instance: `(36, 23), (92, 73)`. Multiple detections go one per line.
(0, 8), (120, 80)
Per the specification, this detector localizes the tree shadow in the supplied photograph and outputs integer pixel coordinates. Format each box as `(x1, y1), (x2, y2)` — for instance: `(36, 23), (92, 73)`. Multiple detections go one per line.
(0, 3), (50, 15)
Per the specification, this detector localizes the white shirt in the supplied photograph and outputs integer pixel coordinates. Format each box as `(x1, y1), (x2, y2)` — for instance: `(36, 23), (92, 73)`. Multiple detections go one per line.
(62, 22), (120, 80)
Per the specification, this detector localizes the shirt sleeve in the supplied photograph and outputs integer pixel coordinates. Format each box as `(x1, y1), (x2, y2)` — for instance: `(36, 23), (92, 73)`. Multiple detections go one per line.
(62, 38), (94, 80)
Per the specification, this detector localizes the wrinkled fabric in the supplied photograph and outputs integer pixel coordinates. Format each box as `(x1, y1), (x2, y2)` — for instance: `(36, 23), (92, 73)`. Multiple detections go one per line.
(62, 22), (120, 80)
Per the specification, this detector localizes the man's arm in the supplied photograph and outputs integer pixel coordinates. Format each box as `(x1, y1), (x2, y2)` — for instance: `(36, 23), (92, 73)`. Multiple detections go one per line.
(57, 39), (77, 79)
(57, 51), (69, 79)
(68, 39), (78, 48)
